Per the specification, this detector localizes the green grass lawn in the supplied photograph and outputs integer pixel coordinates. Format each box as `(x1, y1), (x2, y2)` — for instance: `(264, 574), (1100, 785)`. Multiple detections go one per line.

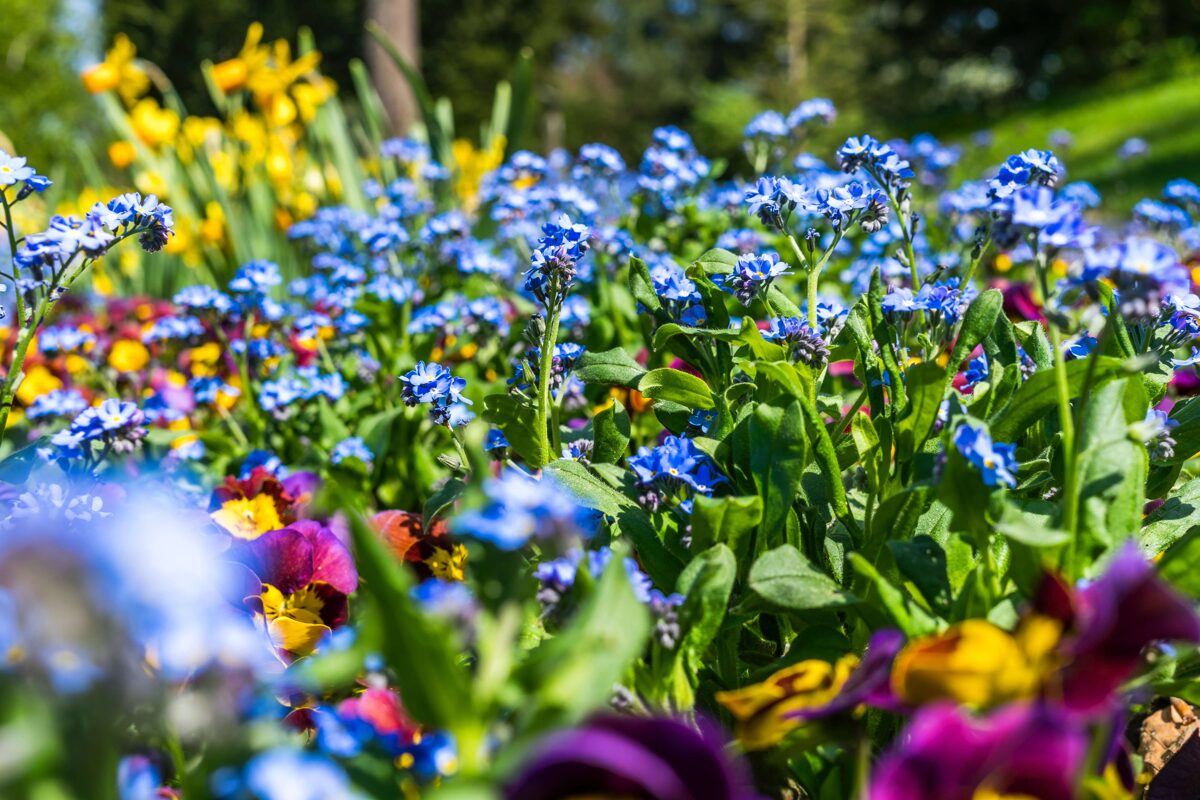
(950, 62), (1200, 213)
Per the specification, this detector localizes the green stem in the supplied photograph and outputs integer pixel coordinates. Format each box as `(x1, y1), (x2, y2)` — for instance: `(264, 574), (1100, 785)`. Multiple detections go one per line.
(855, 731), (872, 800)
(215, 403), (251, 449)
(1, 193), (26, 328)
(1031, 238), (1080, 563)
(831, 385), (870, 447)
(785, 234), (819, 329)
(0, 322), (38, 434)
(451, 430), (471, 476)
(534, 295), (562, 467)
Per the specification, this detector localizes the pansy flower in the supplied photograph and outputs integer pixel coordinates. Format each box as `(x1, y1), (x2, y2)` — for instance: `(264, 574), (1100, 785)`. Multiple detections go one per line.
(210, 467), (318, 540)
(240, 520), (357, 658)
(372, 510), (466, 581)
(717, 629), (904, 749)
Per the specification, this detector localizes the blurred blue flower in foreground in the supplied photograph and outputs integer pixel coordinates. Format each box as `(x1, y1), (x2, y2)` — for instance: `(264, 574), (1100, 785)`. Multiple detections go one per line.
(453, 470), (596, 550)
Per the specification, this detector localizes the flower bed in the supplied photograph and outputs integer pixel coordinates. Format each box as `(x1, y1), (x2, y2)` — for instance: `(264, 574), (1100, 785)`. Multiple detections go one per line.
(2, 29), (1200, 800)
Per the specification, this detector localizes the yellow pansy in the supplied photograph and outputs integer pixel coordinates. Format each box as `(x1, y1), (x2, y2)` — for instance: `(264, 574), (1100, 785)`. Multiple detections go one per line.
(216, 383), (241, 411)
(16, 365), (61, 406)
(65, 355), (90, 375)
(211, 495), (283, 540)
(425, 544), (468, 582)
(715, 655), (858, 749)
(261, 582), (330, 657)
(891, 618), (1059, 709)
(186, 342), (223, 377)
(108, 339), (150, 373)
(172, 432), (199, 451)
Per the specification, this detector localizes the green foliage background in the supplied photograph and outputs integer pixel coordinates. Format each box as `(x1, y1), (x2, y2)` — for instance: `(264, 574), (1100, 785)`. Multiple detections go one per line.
(3, 0), (1200, 205)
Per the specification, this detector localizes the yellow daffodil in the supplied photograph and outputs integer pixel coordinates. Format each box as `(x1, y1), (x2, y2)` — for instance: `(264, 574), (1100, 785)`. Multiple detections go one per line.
(107, 141), (137, 169)
(134, 170), (169, 198)
(200, 202), (227, 245)
(129, 99), (180, 149)
(452, 136), (506, 209)
(82, 34), (149, 104)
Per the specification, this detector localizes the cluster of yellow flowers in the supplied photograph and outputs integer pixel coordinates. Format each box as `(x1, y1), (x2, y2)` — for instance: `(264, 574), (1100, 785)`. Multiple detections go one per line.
(79, 26), (338, 271)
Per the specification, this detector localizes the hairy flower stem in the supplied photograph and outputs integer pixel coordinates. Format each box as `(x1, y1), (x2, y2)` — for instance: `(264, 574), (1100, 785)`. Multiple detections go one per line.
(1032, 237), (1079, 556)
(787, 234), (821, 330)
(451, 430), (472, 476)
(534, 284), (562, 467)
(0, 323), (37, 435)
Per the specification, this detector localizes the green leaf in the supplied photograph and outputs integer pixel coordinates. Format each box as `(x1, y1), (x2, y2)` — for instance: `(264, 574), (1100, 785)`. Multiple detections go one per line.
(574, 347), (647, 389)
(851, 411), (884, 493)
(872, 485), (933, 547)
(503, 47), (534, 151)
(747, 545), (857, 613)
(888, 535), (952, 617)
(1142, 478), (1200, 554)
(0, 439), (45, 484)
(591, 399), (631, 464)
(1074, 378), (1147, 560)
(894, 361), (946, 461)
(483, 394), (544, 467)
(737, 316), (786, 361)
(692, 248), (738, 272)
(316, 398), (351, 448)
(547, 460), (684, 588)
(1159, 528), (1200, 596)
(627, 256), (662, 316)
(1164, 397), (1200, 465)
(638, 368), (715, 410)
(848, 552), (939, 636)
(748, 400), (809, 550)
(652, 322), (742, 352)
(949, 289), (1003, 369)
(690, 495), (763, 562)
(676, 544), (737, 671)
(1013, 321), (1054, 370)
(424, 478), (465, 526)
(347, 514), (473, 728)
(516, 545), (651, 730)
(756, 360), (860, 540)
(990, 356), (1134, 440)
(996, 500), (1070, 547)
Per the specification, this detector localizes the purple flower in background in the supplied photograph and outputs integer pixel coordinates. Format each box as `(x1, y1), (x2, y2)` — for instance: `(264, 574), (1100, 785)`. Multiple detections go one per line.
(870, 703), (1087, 800)
(1051, 543), (1200, 712)
(505, 715), (761, 800)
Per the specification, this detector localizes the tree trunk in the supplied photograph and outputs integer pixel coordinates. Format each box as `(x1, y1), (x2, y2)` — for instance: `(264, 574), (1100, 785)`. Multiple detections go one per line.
(365, 0), (420, 135)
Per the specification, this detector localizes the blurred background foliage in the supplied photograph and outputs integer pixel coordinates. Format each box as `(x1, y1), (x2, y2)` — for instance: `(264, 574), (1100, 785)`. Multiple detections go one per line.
(2, 0), (1200, 206)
